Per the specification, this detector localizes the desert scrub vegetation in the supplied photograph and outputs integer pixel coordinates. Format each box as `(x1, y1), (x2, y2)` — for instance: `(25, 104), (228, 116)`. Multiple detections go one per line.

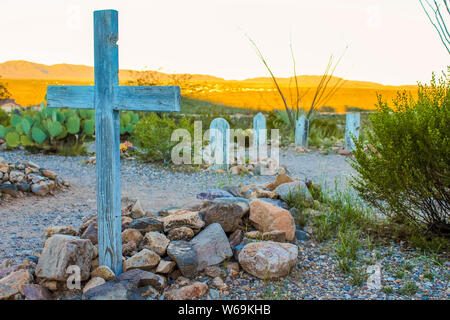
(350, 71), (450, 237)
(0, 109), (10, 127)
(132, 112), (194, 163)
(0, 103), (140, 156)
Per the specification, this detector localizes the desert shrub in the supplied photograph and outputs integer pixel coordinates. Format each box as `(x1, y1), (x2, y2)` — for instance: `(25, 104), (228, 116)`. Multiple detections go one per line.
(0, 109), (10, 126)
(266, 110), (294, 145)
(351, 72), (450, 236)
(132, 113), (194, 163)
(309, 117), (344, 147)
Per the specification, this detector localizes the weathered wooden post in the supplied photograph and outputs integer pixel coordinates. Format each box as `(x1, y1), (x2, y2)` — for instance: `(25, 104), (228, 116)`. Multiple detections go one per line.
(345, 113), (360, 151)
(253, 112), (266, 159)
(295, 115), (309, 148)
(209, 118), (230, 171)
(46, 10), (181, 275)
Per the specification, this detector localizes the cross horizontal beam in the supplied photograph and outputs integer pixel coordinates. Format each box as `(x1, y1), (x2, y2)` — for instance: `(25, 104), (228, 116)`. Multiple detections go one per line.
(47, 85), (181, 112)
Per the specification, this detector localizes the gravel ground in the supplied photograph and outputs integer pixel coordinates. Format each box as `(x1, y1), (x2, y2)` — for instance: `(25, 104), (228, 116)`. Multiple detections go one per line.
(222, 241), (449, 300)
(0, 148), (353, 264)
(1, 148), (448, 300)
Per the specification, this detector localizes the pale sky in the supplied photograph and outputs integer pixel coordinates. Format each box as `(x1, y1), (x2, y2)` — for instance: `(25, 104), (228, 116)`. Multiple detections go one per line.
(0, 0), (448, 85)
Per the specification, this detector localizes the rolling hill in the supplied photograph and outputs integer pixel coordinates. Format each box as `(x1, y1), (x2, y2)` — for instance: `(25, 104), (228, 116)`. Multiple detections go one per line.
(0, 60), (417, 112)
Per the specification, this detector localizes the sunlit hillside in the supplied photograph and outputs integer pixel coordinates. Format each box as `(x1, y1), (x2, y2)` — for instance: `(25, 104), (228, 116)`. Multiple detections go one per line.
(0, 60), (417, 112)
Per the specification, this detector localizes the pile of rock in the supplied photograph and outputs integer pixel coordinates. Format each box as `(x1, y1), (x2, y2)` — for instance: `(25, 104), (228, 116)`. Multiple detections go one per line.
(0, 157), (69, 202)
(0, 174), (313, 300)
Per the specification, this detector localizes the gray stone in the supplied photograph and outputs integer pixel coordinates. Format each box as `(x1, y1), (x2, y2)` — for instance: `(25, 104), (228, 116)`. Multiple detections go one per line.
(83, 280), (137, 300)
(295, 230), (308, 241)
(190, 223), (232, 271)
(15, 181), (30, 192)
(275, 181), (313, 202)
(117, 269), (166, 291)
(199, 198), (249, 232)
(129, 217), (163, 233)
(36, 235), (94, 281)
(220, 185), (243, 198)
(167, 241), (198, 279)
(0, 183), (18, 197)
(196, 189), (233, 201)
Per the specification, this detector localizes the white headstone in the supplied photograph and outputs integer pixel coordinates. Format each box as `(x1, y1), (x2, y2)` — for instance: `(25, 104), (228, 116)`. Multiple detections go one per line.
(253, 112), (267, 159)
(209, 118), (230, 171)
(295, 115), (309, 148)
(345, 113), (360, 151)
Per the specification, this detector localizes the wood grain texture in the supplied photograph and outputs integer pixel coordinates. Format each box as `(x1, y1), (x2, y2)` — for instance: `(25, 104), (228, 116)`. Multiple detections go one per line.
(47, 85), (180, 112)
(47, 86), (94, 109)
(116, 86), (180, 111)
(94, 9), (122, 275)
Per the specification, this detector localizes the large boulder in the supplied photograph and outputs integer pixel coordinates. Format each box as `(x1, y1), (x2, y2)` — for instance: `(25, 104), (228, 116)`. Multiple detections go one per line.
(167, 241), (198, 278)
(238, 241), (298, 279)
(190, 223), (232, 271)
(36, 235), (94, 281)
(249, 199), (296, 241)
(275, 180), (313, 202)
(198, 198), (249, 232)
(162, 211), (204, 233)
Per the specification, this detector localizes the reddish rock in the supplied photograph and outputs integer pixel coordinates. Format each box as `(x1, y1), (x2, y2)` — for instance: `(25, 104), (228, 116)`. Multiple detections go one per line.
(249, 199), (295, 241)
(266, 174), (294, 191)
(165, 281), (208, 300)
(122, 229), (143, 244)
(238, 241), (298, 279)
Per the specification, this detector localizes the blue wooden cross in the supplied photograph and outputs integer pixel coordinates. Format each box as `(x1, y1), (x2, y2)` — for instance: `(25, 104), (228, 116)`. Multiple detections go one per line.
(46, 10), (180, 275)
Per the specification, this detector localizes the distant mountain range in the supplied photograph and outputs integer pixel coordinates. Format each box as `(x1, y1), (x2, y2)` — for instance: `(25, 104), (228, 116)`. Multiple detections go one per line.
(0, 60), (415, 89)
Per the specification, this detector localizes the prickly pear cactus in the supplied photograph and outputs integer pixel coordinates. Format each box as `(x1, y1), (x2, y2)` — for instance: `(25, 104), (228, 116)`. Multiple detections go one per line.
(1, 104), (139, 155)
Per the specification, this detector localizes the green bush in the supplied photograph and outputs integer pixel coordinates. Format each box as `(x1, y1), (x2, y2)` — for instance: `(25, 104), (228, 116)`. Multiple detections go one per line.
(351, 72), (450, 236)
(132, 113), (194, 163)
(0, 109), (10, 127)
